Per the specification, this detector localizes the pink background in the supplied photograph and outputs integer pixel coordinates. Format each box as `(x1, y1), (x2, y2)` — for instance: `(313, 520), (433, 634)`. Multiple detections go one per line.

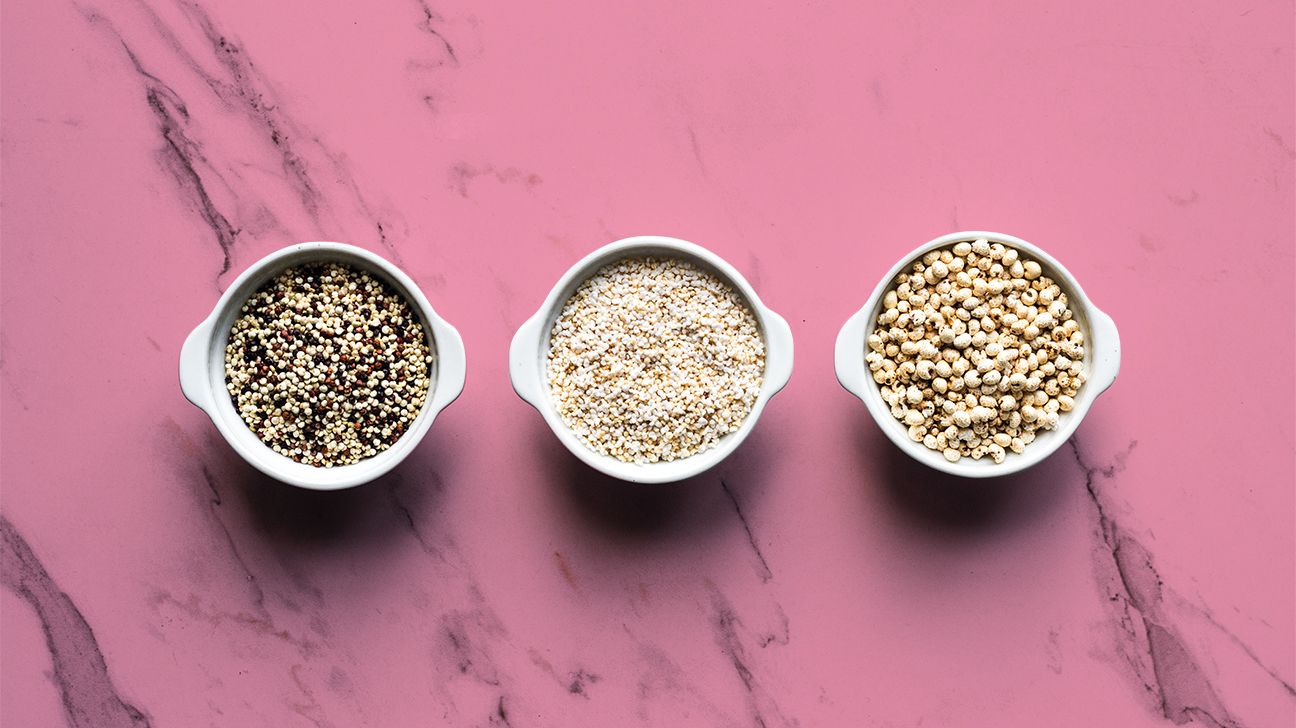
(2, 1), (1293, 726)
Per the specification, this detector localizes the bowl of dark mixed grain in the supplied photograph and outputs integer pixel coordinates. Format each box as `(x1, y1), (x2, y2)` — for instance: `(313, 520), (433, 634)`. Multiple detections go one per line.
(180, 242), (465, 490)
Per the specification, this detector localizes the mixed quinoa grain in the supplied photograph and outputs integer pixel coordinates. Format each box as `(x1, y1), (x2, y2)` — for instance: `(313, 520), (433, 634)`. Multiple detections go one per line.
(224, 262), (434, 467)
(546, 257), (765, 464)
(867, 239), (1087, 464)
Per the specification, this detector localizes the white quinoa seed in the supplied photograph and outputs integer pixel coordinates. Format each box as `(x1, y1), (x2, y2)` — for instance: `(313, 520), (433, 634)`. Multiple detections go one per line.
(546, 257), (765, 464)
(224, 262), (434, 467)
(867, 240), (1087, 463)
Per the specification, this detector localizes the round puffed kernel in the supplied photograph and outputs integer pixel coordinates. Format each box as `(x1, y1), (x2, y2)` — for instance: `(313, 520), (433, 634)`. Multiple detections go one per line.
(867, 240), (1086, 464)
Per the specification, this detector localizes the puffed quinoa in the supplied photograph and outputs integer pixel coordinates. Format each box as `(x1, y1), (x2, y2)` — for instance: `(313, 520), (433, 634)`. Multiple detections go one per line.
(546, 257), (765, 464)
(224, 262), (434, 467)
(868, 240), (1087, 463)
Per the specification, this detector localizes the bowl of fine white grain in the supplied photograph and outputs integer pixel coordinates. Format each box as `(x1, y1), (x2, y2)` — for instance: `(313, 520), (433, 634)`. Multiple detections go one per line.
(179, 242), (466, 490)
(835, 230), (1119, 478)
(510, 235), (794, 484)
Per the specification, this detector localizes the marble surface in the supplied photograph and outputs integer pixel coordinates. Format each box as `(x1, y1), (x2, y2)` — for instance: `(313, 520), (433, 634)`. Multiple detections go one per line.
(1, 1), (1293, 726)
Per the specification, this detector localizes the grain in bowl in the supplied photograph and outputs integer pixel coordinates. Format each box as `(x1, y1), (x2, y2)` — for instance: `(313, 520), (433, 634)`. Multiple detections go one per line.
(545, 257), (765, 464)
(866, 238), (1087, 464)
(223, 261), (434, 467)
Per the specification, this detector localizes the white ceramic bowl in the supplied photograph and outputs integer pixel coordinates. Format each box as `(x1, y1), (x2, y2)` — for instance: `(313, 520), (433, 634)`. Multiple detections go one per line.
(510, 235), (794, 484)
(179, 242), (466, 490)
(835, 230), (1120, 478)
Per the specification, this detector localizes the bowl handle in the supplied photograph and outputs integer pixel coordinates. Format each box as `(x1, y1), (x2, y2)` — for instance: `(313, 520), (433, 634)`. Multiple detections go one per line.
(428, 319), (467, 415)
(1088, 307), (1121, 394)
(179, 318), (214, 413)
(762, 308), (795, 395)
(509, 312), (546, 409)
(834, 307), (871, 400)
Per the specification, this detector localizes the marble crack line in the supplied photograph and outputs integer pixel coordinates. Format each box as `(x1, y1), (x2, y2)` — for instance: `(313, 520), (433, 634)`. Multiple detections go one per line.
(315, 145), (405, 264)
(1194, 606), (1295, 697)
(387, 481), (435, 556)
(178, 0), (408, 260)
(145, 80), (239, 276)
(720, 479), (773, 583)
(527, 648), (601, 699)
(196, 462), (267, 611)
(449, 163), (542, 199)
(288, 664), (336, 728)
(176, 1), (324, 221)
(707, 584), (798, 728)
(623, 628), (731, 724)
(373, 218), (403, 265)
(148, 588), (319, 655)
(434, 581), (513, 694)
(414, 0), (459, 65)
(490, 695), (512, 727)
(385, 477), (458, 569)
(161, 418), (271, 618)
(441, 618), (500, 686)
(686, 125), (708, 177)
(112, 0), (402, 261)
(80, 8), (238, 279)
(564, 668), (601, 698)
(0, 332), (32, 410)
(1070, 439), (1244, 728)
(757, 603), (791, 649)
(1, 515), (154, 728)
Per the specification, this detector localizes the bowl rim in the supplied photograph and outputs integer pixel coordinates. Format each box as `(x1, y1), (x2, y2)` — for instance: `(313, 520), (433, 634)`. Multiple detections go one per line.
(834, 230), (1120, 478)
(509, 235), (794, 484)
(178, 241), (466, 490)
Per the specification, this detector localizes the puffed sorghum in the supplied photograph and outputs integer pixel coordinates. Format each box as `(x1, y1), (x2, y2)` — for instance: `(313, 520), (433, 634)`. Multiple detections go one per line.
(224, 262), (434, 467)
(546, 257), (765, 464)
(867, 240), (1087, 463)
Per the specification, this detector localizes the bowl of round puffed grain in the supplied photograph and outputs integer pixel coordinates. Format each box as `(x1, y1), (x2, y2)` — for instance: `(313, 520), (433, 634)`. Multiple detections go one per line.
(179, 242), (466, 490)
(835, 230), (1119, 478)
(510, 235), (794, 483)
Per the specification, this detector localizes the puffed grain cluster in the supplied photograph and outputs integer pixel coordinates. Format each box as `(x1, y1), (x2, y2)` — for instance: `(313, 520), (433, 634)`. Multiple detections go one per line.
(546, 257), (765, 464)
(868, 239), (1087, 464)
(225, 262), (433, 467)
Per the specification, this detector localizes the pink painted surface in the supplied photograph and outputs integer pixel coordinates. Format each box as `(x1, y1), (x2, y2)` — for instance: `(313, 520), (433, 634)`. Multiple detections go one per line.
(2, 0), (1293, 726)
